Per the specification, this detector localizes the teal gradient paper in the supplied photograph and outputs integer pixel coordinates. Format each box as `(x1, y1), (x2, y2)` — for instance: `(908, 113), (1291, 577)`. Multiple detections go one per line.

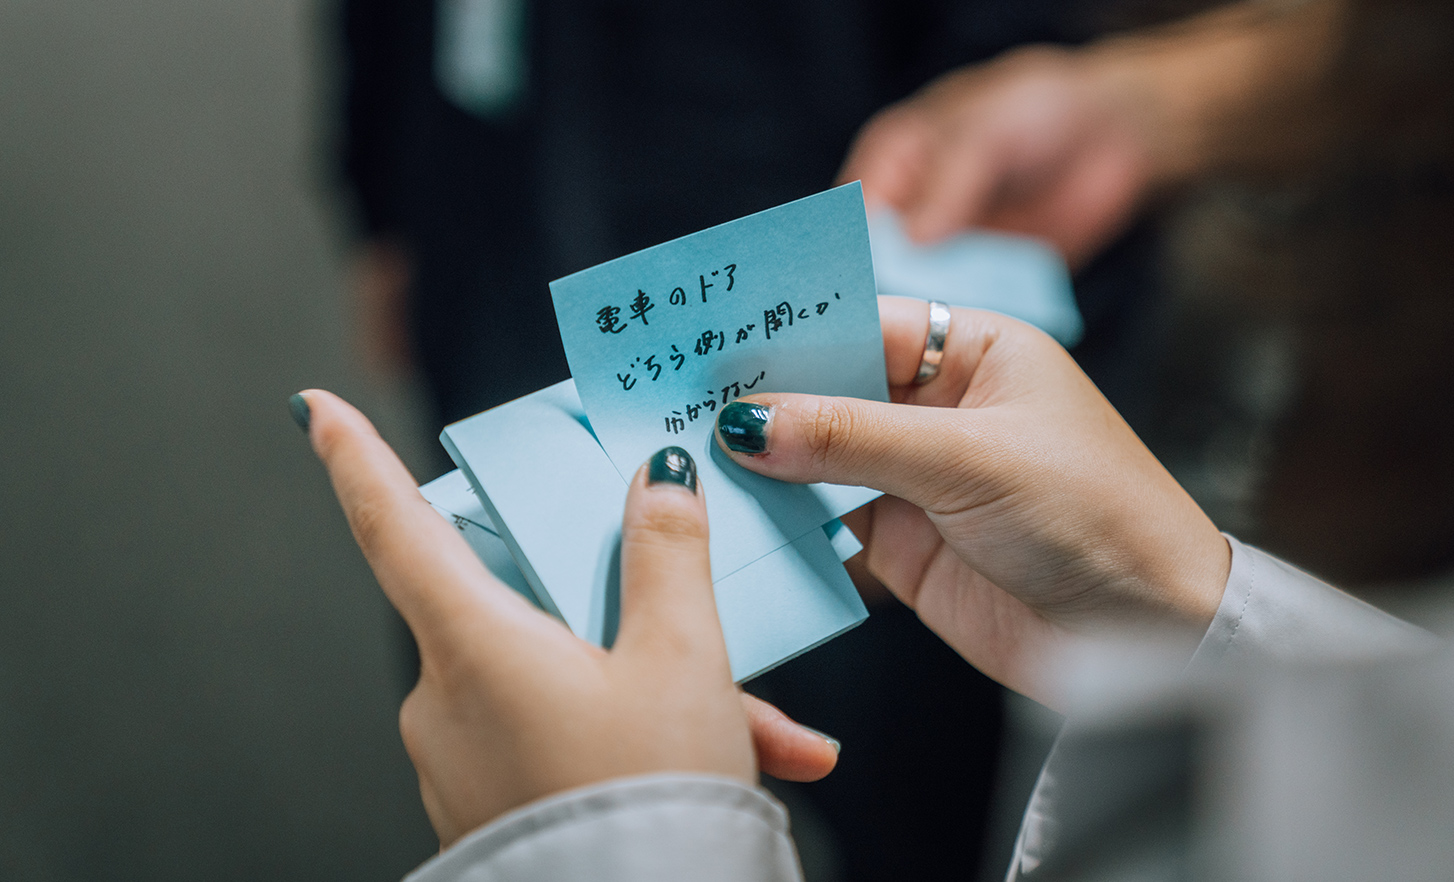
(437, 381), (867, 682)
(548, 183), (885, 579)
(868, 209), (1083, 346)
(418, 471), (538, 604)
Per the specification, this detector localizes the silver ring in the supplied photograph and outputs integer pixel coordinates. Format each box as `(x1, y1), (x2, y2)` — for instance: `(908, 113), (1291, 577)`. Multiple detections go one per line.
(914, 300), (951, 385)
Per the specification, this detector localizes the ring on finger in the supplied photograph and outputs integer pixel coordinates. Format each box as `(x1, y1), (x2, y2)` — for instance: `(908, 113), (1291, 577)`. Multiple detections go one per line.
(914, 300), (951, 385)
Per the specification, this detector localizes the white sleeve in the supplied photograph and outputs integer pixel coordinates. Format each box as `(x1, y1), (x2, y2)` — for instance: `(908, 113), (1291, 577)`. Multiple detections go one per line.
(404, 774), (804, 882)
(1006, 535), (1437, 881)
(1187, 534), (1436, 670)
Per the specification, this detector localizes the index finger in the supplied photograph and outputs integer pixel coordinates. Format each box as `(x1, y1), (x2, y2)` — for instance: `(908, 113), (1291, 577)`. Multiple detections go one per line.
(298, 389), (536, 650)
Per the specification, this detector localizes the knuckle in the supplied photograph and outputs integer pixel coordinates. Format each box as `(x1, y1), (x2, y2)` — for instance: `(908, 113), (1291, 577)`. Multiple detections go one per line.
(917, 422), (1006, 514)
(346, 492), (392, 556)
(630, 502), (708, 547)
(635, 626), (699, 667)
(802, 397), (857, 471)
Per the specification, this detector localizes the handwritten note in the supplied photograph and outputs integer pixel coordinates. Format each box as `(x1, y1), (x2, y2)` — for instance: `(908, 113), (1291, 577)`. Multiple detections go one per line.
(548, 183), (886, 578)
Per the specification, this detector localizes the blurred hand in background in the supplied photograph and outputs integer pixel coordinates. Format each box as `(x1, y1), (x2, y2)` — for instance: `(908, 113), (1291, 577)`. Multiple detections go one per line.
(840, 0), (1349, 271)
(840, 45), (1156, 271)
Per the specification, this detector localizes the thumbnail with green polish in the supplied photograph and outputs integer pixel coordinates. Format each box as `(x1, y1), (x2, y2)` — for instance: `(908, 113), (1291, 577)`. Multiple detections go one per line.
(288, 393), (311, 432)
(717, 401), (770, 455)
(648, 446), (697, 492)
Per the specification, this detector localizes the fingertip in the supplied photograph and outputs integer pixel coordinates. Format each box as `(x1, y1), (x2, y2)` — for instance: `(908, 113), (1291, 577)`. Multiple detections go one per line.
(645, 445), (699, 495)
(288, 391), (311, 434)
(300, 389), (387, 462)
(795, 724), (841, 757)
(715, 400), (772, 457)
(742, 694), (840, 782)
(624, 447), (710, 546)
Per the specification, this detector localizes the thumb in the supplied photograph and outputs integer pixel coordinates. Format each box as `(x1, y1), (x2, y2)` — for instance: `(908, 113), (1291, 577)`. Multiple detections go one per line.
(611, 447), (732, 681)
(714, 394), (984, 511)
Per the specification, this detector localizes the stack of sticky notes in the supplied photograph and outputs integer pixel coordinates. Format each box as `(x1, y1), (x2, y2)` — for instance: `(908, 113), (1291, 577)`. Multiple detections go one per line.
(417, 184), (1082, 682)
(422, 183), (884, 682)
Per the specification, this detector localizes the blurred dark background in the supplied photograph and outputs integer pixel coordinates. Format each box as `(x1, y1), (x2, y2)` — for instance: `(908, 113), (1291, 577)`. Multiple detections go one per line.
(2, 0), (1451, 880)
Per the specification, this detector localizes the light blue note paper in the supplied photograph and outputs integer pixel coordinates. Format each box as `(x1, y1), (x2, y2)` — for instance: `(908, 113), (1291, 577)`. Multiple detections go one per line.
(438, 381), (867, 682)
(548, 183), (885, 579)
(868, 210), (1083, 346)
(418, 470), (538, 604)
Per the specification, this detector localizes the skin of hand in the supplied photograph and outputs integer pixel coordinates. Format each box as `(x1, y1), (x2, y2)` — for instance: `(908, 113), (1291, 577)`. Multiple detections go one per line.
(839, 45), (1158, 270)
(352, 238), (416, 377)
(715, 298), (1231, 710)
(295, 390), (839, 847)
(838, 1), (1348, 270)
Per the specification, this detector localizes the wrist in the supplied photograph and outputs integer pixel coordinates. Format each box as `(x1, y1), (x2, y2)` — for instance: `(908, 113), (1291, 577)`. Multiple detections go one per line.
(1079, 32), (1225, 192)
(1082, 1), (1348, 186)
(1092, 473), (1230, 646)
(1130, 511), (1230, 647)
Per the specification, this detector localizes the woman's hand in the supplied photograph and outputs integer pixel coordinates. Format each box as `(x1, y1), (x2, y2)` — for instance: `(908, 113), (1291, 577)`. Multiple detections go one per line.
(714, 298), (1230, 710)
(296, 391), (838, 847)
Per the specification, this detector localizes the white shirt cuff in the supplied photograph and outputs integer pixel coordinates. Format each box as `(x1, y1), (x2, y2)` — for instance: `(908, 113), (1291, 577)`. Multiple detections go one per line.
(405, 773), (802, 882)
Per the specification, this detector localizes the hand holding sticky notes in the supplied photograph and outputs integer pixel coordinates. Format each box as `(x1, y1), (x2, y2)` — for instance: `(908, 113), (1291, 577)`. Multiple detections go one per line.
(417, 183), (1089, 682)
(432, 184), (883, 681)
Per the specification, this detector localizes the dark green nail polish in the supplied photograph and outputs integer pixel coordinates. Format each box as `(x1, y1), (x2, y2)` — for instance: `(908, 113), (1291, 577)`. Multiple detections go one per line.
(717, 401), (770, 455)
(648, 446), (697, 492)
(288, 393), (311, 433)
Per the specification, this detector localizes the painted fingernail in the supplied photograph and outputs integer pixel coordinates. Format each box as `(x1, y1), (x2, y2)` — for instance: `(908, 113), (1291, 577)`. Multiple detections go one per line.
(798, 724), (841, 754)
(717, 401), (770, 455)
(647, 446), (697, 493)
(288, 393), (311, 433)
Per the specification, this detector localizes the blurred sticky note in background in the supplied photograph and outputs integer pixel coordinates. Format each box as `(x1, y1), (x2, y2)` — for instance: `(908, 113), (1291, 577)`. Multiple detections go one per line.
(867, 209), (1083, 346)
(434, 0), (527, 118)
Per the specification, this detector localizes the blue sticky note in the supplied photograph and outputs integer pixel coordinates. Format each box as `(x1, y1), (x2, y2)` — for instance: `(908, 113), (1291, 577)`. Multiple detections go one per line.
(418, 471), (539, 605)
(423, 468), (860, 565)
(438, 381), (866, 681)
(548, 183), (886, 578)
(868, 210), (1083, 346)
(823, 517), (864, 562)
(714, 528), (867, 681)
